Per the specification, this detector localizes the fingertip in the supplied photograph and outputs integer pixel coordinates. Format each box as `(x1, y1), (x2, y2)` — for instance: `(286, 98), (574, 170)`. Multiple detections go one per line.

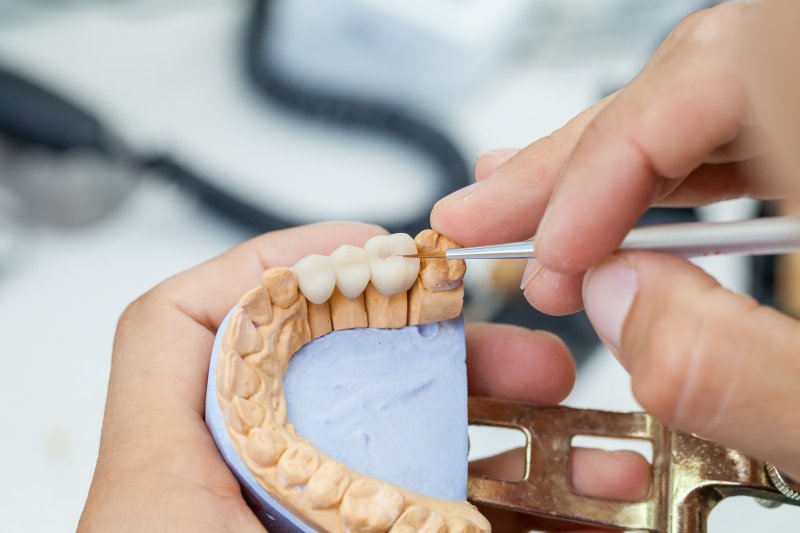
(521, 267), (585, 316)
(297, 221), (389, 242)
(582, 256), (638, 353)
(534, 132), (655, 274)
(466, 323), (575, 403)
(474, 148), (519, 182)
(430, 195), (466, 243)
(254, 222), (389, 266)
(570, 447), (651, 502)
(433, 146), (558, 246)
(431, 179), (509, 246)
(468, 448), (526, 481)
(535, 329), (577, 385)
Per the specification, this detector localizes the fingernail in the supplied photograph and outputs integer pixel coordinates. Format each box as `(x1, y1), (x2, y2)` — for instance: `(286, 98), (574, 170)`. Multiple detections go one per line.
(537, 204), (554, 239)
(520, 259), (543, 290)
(583, 257), (637, 351)
(477, 148), (518, 166)
(438, 181), (481, 203)
(479, 148), (518, 157)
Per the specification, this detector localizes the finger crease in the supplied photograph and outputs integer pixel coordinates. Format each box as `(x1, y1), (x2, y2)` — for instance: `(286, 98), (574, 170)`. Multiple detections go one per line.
(706, 307), (749, 432)
(672, 319), (705, 426)
(168, 298), (216, 333)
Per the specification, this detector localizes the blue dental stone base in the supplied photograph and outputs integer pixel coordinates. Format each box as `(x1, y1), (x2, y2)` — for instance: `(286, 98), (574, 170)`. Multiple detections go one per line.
(206, 308), (468, 532)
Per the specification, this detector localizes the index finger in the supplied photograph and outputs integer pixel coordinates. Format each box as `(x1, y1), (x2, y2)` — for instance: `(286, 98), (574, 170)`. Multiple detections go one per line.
(536, 6), (749, 273)
(430, 95), (614, 247)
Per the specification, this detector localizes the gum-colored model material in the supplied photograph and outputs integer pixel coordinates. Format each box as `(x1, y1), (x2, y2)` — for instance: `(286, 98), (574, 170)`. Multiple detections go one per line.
(408, 231), (465, 326)
(307, 301), (333, 339)
(415, 230), (466, 292)
(329, 289), (369, 331)
(216, 230), (489, 532)
(240, 286), (274, 325)
(364, 283), (407, 328)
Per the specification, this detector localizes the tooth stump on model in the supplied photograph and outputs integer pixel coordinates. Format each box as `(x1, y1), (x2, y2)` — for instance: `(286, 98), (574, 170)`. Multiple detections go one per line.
(447, 518), (486, 533)
(227, 396), (266, 434)
(408, 230), (466, 325)
(340, 479), (404, 532)
(218, 350), (261, 401)
(307, 300), (333, 339)
(246, 425), (288, 467)
(262, 267), (300, 308)
(415, 230), (465, 292)
(365, 282), (407, 328)
(239, 286), (274, 325)
(307, 461), (351, 509)
(330, 288), (368, 331)
(215, 231), (491, 532)
(390, 505), (447, 533)
(224, 309), (263, 355)
(278, 443), (321, 486)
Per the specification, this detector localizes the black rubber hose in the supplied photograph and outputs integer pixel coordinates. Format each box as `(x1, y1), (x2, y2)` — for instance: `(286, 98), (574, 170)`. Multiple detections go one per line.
(242, 0), (472, 236)
(0, 66), (107, 153)
(0, 0), (473, 238)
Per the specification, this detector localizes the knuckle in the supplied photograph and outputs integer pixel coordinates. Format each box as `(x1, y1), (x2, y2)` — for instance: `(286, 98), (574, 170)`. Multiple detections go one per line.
(115, 295), (148, 342)
(675, 8), (711, 35)
(518, 134), (565, 185)
(114, 286), (167, 343)
(672, 4), (748, 45)
(675, 9), (721, 40)
(631, 286), (759, 430)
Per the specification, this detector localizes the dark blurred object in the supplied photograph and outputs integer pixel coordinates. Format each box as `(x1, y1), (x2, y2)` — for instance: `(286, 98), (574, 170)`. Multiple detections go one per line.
(773, 201), (800, 317)
(756, 201), (788, 314)
(0, 56), (469, 234)
(0, 67), (106, 153)
(0, 68), (136, 226)
(242, 0), (471, 236)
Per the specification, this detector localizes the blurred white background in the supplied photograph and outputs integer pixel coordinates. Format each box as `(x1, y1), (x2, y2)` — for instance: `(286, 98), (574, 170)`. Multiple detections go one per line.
(0, 1), (796, 531)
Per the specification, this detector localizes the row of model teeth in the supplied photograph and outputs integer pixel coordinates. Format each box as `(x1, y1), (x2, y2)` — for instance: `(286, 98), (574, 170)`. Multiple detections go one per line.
(218, 230), (485, 531)
(243, 424), (482, 532)
(292, 234), (420, 305)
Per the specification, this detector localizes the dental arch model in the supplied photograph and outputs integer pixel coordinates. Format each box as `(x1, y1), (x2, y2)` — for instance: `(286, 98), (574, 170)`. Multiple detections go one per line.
(212, 230), (490, 532)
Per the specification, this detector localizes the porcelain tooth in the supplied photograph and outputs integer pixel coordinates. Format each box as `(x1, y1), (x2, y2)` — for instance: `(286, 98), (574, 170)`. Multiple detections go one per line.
(363, 234), (420, 296)
(330, 245), (371, 299)
(293, 254), (336, 305)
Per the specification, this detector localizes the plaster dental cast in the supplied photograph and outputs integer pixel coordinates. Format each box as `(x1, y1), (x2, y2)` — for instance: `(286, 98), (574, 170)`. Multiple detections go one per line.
(79, 221), (644, 532)
(210, 230), (485, 532)
(80, 1), (800, 531)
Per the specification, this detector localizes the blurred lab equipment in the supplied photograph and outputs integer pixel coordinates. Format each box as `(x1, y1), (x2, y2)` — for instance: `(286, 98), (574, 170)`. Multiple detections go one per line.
(0, 0), (710, 361)
(0, 0), (712, 234)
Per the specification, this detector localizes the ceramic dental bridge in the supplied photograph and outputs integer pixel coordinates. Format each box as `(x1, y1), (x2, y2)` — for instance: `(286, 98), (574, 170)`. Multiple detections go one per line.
(206, 229), (800, 532)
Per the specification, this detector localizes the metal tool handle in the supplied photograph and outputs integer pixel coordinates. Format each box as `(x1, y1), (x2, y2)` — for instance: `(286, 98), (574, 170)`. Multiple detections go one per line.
(467, 397), (797, 532)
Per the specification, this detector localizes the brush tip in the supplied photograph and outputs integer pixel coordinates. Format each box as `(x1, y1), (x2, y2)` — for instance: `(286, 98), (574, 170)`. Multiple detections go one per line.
(404, 251), (446, 259)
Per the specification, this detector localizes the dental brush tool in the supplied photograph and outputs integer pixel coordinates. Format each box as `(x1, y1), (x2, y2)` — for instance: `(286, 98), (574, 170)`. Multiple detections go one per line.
(406, 216), (800, 260)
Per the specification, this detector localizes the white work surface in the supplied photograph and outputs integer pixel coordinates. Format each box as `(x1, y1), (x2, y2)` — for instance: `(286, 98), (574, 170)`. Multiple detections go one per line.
(0, 2), (796, 531)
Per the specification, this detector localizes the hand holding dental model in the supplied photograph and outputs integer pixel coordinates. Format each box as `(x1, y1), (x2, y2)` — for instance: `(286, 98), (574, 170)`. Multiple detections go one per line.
(433, 1), (800, 489)
(80, 1), (800, 531)
(79, 224), (648, 532)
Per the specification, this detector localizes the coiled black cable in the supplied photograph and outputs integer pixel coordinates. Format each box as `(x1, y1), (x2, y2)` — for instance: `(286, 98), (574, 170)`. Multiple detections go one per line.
(0, 1), (471, 236)
(241, 0), (472, 236)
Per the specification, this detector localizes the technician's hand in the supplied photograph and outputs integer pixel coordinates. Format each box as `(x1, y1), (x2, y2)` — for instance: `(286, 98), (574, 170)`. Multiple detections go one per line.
(432, 2), (800, 483)
(78, 222), (647, 532)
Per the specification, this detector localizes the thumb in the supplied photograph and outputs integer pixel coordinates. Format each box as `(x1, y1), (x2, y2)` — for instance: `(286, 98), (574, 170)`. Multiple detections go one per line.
(582, 252), (800, 480)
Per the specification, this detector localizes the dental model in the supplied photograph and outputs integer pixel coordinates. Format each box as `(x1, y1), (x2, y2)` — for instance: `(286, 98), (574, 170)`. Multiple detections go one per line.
(207, 230), (489, 532)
